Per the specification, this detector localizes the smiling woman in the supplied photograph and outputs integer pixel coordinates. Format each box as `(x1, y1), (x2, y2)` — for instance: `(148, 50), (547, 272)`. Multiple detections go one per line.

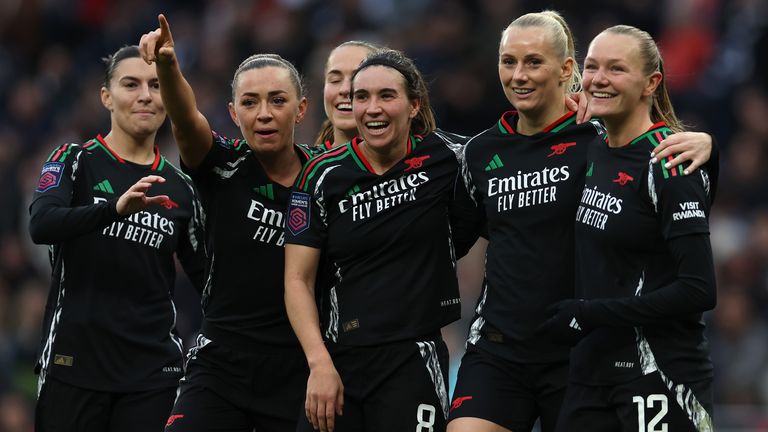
(547, 25), (717, 432)
(496, 15), (579, 135)
(284, 49), (478, 432)
(351, 65), (422, 171)
(316, 41), (382, 149)
(448, 10), (715, 432)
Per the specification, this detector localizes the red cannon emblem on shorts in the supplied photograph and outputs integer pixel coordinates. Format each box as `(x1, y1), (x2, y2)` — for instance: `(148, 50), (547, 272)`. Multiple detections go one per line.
(450, 395), (473, 411)
(166, 414), (185, 427)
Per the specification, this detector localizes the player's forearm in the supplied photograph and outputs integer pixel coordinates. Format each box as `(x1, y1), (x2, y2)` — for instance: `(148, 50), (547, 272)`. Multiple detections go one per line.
(29, 198), (120, 244)
(583, 234), (716, 327)
(156, 57), (199, 129)
(285, 279), (332, 368)
(156, 58), (212, 169)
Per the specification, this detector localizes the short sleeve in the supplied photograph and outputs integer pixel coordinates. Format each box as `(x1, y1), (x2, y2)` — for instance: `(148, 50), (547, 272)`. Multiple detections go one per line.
(650, 161), (711, 240)
(182, 131), (250, 183)
(31, 144), (80, 207)
(284, 187), (327, 249)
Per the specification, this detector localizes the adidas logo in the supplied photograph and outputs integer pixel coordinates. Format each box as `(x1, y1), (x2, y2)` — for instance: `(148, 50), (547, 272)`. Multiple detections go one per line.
(93, 179), (114, 194)
(253, 184), (274, 200)
(485, 154), (504, 171)
(346, 185), (361, 197)
(569, 318), (582, 331)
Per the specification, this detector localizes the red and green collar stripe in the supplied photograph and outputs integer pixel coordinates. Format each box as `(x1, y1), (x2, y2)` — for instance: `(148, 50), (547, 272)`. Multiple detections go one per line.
(83, 134), (126, 163)
(297, 135), (422, 190)
(349, 137), (375, 173)
(349, 135), (420, 174)
(295, 143), (314, 161)
(350, 135), (421, 174)
(497, 110), (576, 134)
(296, 145), (351, 191)
(602, 122), (672, 146)
(603, 122), (680, 178)
(629, 122), (671, 146)
(83, 135), (165, 171)
(498, 111), (517, 134)
(150, 147), (165, 171)
(231, 139), (246, 150)
(544, 111), (577, 133)
(636, 122), (681, 178)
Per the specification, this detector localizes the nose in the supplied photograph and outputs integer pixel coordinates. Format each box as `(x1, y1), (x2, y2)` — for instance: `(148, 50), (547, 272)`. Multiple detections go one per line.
(512, 63), (527, 82)
(137, 83), (153, 102)
(590, 67), (608, 86)
(365, 96), (383, 114)
(257, 101), (272, 121)
(339, 77), (351, 98)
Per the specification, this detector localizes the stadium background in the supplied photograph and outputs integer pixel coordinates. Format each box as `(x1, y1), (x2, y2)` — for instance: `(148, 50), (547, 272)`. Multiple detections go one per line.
(0, 0), (766, 430)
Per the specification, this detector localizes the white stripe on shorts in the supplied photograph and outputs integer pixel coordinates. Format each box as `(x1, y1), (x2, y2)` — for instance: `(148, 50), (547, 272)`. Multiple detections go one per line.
(417, 340), (449, 419)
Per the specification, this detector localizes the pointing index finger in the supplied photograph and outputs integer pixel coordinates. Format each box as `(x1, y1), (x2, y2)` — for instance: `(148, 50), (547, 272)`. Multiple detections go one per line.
(159, 14), (173, 41)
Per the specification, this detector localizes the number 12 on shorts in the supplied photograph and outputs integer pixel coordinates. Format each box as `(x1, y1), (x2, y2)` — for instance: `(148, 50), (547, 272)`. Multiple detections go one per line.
(416, 404), (436, 432)
(633, 394), (669, 432)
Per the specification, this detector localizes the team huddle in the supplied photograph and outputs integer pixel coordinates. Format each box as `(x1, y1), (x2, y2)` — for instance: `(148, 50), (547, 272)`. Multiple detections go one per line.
(29, 9), (717, 432)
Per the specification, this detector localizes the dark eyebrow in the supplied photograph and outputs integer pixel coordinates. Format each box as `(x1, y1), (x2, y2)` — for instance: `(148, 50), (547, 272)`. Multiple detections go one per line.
(354, 87), (399, 98)
(118, 75), (159, 84)
(240, 90), (289, 98)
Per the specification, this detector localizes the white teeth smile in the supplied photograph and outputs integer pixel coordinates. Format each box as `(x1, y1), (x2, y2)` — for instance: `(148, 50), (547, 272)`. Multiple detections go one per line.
(366, 121), (388, 129)
(336, 103), (352, 111)
(513, 88), (533, 94)
(592, 92), (615, 98)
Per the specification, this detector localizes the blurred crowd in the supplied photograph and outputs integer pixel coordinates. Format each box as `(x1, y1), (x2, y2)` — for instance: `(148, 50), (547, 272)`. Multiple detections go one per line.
(0, 0), (767, 430)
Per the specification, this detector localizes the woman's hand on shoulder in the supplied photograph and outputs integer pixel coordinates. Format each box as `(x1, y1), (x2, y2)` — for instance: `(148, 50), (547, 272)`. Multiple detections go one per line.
(652, 132), (712, 175)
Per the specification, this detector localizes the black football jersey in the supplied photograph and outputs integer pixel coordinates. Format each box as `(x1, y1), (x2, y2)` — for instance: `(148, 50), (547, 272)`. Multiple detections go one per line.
(462, 111), (604, 363)
(571, 123), (714, 385)
(30, 134), (206, 392)
(185, 132), (317, 349)
(286, 130), (470, 346)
